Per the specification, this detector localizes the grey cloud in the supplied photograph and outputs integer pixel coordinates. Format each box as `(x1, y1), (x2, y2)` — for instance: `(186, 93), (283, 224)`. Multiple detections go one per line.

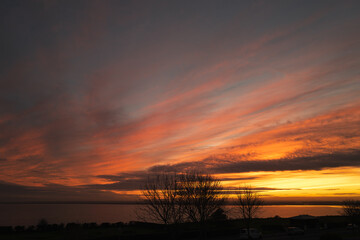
(92, 171), (155, 191)
(90, 150), (360, 192)
(218, 176), (259, 181)
(221, 187), (302, 195)
(223, 186), (301, 191)
(148, 150), (360, 174)
(0, 181), (121, 202)
(333, 193), (359, 196)
(209, 151), (360, 173)
(92, 173), (302, 193)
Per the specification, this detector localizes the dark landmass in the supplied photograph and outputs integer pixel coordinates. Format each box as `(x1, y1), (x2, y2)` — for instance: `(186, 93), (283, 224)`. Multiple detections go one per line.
(0, 215), (359, 240)
(0, 201), (345, 205)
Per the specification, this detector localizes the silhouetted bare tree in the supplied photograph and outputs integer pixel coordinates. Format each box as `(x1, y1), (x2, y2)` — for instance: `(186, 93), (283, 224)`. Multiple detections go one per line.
(342, 199), (360, 226)
(179, 172), (225, 223)
(139, 171), (225, 239)
(139, 173), (184, 225)
(180, 172), (225, 222)
(235, 185), (263, 238)
(179, 172), (225, 239)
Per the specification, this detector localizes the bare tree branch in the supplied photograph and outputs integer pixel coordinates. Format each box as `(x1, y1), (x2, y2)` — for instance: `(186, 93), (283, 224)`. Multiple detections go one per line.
(138, 173), (184, 225)
(342, 199), (360, 225)
(179, 172), (225, 223)
(234, 185), (264, 238)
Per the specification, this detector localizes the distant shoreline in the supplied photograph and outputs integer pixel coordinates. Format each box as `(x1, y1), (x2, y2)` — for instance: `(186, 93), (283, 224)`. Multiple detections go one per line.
(0, 201), (344, 206)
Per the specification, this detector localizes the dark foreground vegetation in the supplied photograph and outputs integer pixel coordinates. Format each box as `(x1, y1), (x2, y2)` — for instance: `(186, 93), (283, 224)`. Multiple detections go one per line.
(0, 215), (359, 240)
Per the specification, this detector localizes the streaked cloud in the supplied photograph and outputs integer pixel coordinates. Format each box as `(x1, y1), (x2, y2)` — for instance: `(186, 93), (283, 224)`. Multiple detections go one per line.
(0, 0), (359, 201)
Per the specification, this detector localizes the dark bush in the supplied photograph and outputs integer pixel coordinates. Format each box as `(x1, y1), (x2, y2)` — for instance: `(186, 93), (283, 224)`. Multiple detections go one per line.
(26, 225), (35, 232)
(47, 223), (64, 231)
(37, 218), (48, 231)
(14, 225), (25, 232)
(113, 221), (125, 228)
(65, 222), (81, 230)
(0, 226), (12, 233)
(83, 222), (97, 229)
(100, 222), (111, 228)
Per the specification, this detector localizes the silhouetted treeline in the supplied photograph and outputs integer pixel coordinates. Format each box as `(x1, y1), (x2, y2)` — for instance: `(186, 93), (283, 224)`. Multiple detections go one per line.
(0, 216), (353, 240)
(0, 220), (125, 234)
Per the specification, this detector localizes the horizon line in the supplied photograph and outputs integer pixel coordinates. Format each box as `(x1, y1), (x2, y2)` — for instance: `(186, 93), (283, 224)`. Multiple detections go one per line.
(0, 200), (345, 206)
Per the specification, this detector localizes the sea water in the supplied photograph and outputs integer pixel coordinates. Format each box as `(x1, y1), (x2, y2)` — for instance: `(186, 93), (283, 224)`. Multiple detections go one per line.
(0, 204), (343, 226)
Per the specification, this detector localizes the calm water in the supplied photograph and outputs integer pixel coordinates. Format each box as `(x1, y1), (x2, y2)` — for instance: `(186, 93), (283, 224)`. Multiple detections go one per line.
(0, 204), (342, 226)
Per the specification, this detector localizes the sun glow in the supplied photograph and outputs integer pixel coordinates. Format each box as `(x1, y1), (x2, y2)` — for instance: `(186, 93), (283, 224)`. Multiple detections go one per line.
(217, 167), (360, 200)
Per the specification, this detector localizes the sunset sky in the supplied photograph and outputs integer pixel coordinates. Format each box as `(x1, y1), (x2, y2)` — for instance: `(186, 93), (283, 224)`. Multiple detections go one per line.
(1, 0), (360, 202)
